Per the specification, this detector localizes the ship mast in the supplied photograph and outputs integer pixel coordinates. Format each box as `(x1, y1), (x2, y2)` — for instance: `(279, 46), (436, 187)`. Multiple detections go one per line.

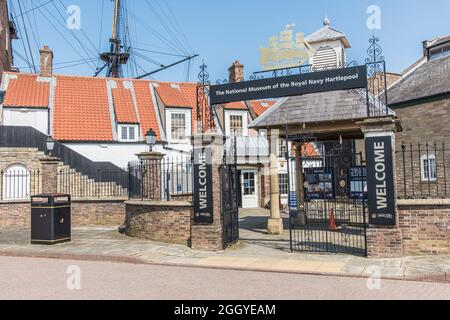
(99, 0), (129, 78)
(96, 0), (198, 79)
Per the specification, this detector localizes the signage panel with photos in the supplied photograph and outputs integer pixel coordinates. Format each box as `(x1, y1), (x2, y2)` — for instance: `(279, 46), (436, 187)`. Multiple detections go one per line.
(348, 166), (368, 200)
(303, 168), (335, 200)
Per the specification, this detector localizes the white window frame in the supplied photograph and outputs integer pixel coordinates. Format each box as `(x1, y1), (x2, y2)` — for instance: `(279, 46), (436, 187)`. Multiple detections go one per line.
(225, 110), (248, 137)
(421, 154), (437, 182)
(166, 109), (192, 144)
(118, 124), (139, 142)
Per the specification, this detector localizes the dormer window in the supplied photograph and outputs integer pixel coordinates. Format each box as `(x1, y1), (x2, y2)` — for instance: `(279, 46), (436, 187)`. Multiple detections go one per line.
(429, 46), (450, 61)
(225, 110), (248, 137)
(118, 124), (139, 142)
(166, 109), (192, 143)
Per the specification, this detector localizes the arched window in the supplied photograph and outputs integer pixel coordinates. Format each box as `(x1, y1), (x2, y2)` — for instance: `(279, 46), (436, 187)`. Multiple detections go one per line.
(2, 164), (30, 200)
(312, 46), (338, 70)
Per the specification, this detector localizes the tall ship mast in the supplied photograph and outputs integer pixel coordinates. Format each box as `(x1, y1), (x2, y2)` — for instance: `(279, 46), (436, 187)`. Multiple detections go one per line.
(99, 0), (130, 78)
(97, 0), (197, 79)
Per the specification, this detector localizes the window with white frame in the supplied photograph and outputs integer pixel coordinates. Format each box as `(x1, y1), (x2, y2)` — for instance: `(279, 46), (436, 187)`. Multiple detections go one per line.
(229, 115), (244, 136)
(166, 109), (191, 143)
(225, 111), (248, 137)
(421, 154), (437, 182)
(118, 124), (139, 142)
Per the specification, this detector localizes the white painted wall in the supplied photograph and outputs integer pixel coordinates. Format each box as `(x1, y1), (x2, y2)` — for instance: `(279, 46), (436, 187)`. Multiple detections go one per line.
(64, 142), (192, 169)
(2, 108), (49, 134)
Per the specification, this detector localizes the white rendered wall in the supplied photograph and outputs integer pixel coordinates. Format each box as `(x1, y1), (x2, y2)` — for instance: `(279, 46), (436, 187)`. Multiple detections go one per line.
(2, 108), (49, 135)
(64, 142), (192, 169)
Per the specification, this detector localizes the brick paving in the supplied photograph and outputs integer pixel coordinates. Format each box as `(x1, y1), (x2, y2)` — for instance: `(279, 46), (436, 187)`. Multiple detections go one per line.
(0, 209), (449, 283)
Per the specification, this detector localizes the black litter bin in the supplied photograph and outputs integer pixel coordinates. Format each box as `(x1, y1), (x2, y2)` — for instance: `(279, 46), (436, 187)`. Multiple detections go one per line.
(31, 194), (71, 245)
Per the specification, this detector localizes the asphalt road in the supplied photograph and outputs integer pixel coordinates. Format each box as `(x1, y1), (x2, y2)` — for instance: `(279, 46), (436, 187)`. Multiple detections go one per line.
(0, 256), (449, 300)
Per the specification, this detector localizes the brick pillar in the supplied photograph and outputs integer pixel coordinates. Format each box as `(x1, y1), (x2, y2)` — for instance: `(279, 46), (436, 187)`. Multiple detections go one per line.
(358, 117), (403, 258)
(228, 60), (244, 83)
(191, 133), (225, 251)
(267, 130), (283, 234)
(39, 157), (60, 194)
(137, 152), (165, 200)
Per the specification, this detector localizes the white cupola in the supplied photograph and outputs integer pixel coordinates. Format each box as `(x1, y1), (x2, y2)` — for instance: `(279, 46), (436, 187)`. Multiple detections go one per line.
(305, 18), (351, 70)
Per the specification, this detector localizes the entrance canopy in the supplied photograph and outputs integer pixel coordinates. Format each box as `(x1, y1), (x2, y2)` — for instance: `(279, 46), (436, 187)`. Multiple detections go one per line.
(249, 89), (398, 141)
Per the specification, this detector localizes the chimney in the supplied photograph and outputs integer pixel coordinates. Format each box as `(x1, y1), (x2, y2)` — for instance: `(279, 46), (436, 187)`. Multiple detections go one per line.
(40, 45), (53, 77)
(228, 61), (244, 83)
(422, 40), (430, 59)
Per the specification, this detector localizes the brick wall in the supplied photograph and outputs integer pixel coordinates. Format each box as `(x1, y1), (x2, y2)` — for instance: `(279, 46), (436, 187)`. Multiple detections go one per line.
(0, 0), (13, 79)
(191, 157), (224, 250)
(125, 200), (193, 246)
(72, 199), (125, 226)
(399, 201), (450, 255)
(394, 98), (450, 199)
(0, 201), (30, 228)
(0, 148), (43, 172)
(366, 228), (403, 258)
(395, 98), (450, 144)
(0, 148), (47, 201)
(191, 224), (223, 251)
(0, 199), (125, 228)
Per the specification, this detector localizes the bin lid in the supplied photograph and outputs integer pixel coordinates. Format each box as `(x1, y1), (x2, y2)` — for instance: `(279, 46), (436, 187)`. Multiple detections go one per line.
(31, 194), (71, 205)
(32, 193), (70, 197)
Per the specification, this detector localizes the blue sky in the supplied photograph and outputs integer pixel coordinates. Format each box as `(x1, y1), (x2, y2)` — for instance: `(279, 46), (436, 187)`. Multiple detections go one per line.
(10, 0), (450, 82)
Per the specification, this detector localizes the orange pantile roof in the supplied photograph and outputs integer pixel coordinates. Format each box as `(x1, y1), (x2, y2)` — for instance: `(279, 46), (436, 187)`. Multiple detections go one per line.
(112, 81), (139, 123)
(3, 72), (266, 142)
(223, 101), (247, 110)
(133, 80), (161, 140)
(177, 82), (206, 133)
(155, 83), (190, 107)
(251, 100), (276, 116)
(177, 82), (197, 108)
(3, 73), (50, 108)
(53, 75), (113, 141)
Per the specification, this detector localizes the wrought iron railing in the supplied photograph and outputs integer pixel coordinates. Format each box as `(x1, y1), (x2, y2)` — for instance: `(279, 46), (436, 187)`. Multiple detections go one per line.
(397, 142), (449, 199)
(0, 169), (42, 201)
(58, 169), (129, 198)
(128, 158), (193, 202)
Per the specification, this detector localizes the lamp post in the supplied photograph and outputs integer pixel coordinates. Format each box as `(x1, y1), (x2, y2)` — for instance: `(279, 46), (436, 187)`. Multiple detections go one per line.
(145, 129), (157, 152)
(46, 136), (55, 156)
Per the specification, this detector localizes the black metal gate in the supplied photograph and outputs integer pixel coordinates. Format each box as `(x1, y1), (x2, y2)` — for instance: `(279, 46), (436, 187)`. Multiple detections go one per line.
(288, 143), (368, 257)
(221, 138), (239, 247)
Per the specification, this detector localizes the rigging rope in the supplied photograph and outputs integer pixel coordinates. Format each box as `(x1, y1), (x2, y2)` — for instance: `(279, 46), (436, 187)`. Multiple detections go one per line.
(34, 0), (97, 71)
(17, 0), (37, 73)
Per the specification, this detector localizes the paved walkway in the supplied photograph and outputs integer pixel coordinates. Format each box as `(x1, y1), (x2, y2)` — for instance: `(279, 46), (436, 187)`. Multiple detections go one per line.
(0, 209), (449, 283)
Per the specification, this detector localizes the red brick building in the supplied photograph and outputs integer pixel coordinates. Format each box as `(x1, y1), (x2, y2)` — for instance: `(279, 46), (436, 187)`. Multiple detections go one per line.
(0, 0), (16, 79)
